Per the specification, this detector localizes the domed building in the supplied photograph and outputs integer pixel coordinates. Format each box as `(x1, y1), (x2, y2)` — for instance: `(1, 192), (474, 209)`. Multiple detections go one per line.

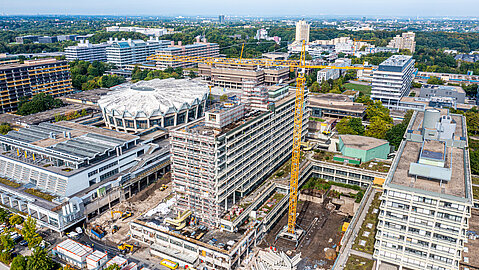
(98, 78), (209, 132)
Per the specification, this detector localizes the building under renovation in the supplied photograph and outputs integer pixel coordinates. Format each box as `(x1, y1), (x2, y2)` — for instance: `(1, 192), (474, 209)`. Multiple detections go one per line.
(169, 85), (309, 228)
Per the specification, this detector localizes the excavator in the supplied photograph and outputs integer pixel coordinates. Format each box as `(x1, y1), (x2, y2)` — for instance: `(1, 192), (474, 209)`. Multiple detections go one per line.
(117, 243), (134, 253)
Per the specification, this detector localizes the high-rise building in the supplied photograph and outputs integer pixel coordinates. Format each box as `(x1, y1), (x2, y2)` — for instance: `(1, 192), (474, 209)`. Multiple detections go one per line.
(374, 108), (472, 270)
(387, 31), (416, 53)
(219, 14), (225, 23)
(65, 40), (110, 62)
(295, 20), (310, 43)
(106, 26), (168, 37)
(169, 91), (309, 228)
(0, 59), (73, 113)
(106, 38), (170, 68)
(371, 55), (415, 107)
(198, 63), (289, 89)
(154, 41), (219, 69)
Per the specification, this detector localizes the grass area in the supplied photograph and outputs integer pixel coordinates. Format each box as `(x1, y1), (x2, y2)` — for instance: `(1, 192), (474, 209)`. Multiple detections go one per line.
(359, 160), (391, 173)
(309, 117), (325, 122)
(256, 193), (285, 221)
(312, 149), (391, 173)
(0, 177), (21, 188)
(343, 83), (372, 96)
(473, 186), (479, 200)
(352, 192), (381, 254)
(24, 188), (56, 201)
(473, 176), (479, 186)
(344, 255), (374, 270)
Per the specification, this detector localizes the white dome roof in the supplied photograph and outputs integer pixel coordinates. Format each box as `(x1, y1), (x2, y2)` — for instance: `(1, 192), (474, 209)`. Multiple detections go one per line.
(98, 78), (209, 118)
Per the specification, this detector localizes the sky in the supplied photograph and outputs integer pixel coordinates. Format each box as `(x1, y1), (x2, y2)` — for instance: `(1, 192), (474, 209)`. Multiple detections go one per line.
(1, 0), (479, 17)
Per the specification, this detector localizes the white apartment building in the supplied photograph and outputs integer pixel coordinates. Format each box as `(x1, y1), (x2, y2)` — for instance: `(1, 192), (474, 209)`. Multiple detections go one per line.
(65, 40), (110, 62)
(169, 91), (309, 228)
(295, 20), (310, 43)
(387, 31), (416, 53)
(374, 109), (472, 270)
(316, 58), (352, 82)
(106, 26), (169, 37)
(106, 38), (170, 68)
(371, 55), (415, 107)
(154, 41), (220, 69)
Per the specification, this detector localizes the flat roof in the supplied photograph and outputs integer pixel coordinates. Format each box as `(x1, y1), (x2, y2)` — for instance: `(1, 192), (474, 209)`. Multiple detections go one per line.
(55, 239), (93, 257)
(380, 55), (413, 67)
(340, 135), (389, 151)
(389, 111), (468, 198)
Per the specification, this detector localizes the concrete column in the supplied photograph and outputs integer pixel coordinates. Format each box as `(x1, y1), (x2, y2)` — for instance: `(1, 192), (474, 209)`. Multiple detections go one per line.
(185, 109), (189, 123)
(161, 116), (165, 128)
(375, 260), (381, 270)
(133, 119), (138, 133)
(147, 118), (151, 129)
(224, 199), (227, 211)
(196, 105), (200, 119)
(174, 113), (177, 126)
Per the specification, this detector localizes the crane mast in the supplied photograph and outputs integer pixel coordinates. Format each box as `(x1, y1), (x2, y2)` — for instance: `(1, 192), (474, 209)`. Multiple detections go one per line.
(287, 41), (306, 234)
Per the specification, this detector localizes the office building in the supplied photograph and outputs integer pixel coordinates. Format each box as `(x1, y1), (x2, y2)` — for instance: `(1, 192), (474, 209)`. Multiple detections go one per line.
(371, 55), (415, 107)
(15, 35), (40, 44)
(308, 93), (366, 119)
(198, 63), (289, 89)
(219, 15), (225, 23)
(387, 31), (416, 53)
(106, 26), (168, 37)
(337, 135), (390, 163)
(65, 40), (110, 62)
(419, 84), (466, 104)
(52, 239), (94, 269)
(106, 38), (171, 68)
(374, 109), (472, 270)
(154, 41), (220, 69)
(295, 20), (310, 43)
(99, 78), (209, 132)
(169, 90), (309, 228)
(0, 120), (170, 232)
(255, 29), (268, 40)
(0, 59), (73, 113)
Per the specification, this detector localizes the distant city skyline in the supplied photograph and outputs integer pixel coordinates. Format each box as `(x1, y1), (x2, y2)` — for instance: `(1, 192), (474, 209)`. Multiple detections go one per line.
(1, 0), (479, 17)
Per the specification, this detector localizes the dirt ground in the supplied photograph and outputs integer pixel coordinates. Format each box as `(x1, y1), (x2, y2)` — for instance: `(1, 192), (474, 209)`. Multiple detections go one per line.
(90, 174), (172, 245)
(260, 199), (347, 270)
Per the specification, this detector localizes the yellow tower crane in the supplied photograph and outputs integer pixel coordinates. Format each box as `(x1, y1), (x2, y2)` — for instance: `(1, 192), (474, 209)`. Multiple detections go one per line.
(147, 42), (370, 240)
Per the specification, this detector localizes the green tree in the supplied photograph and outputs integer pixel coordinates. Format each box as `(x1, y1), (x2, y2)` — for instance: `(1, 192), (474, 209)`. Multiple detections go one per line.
(320, 80), (331, 93)
(16, 93), (63, 116)
(466, 110), (479, 135)
(0, 232), (14, 252)
(0, 209), (8, 224)
(365, 117), (393, 139)
(10, 255), (27, 270)
(427, 76), (445, 85)
(27, 247), (53, 270)
(105, 264), (121, 270)
(365, 101), (392, 123)
(349, 117), (365, 135)
(336, 118), (355, 135)
(385, 123), (407, 149)
(21, 216), (42, 250)
(9, 214), (23, 226)
(309, 81), (320, 92)
(0, 123), (12, 135)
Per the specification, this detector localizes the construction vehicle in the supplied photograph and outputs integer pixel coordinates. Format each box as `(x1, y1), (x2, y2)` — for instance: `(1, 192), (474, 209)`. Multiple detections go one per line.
(117, 243), (134, 253)
(112, 225), (119, 234)
(147, 41), (370, 240)
(121, 211), (133, 220)
(159, 184), (168, 191)
(165, 210), (192, 230)
(111, 211), (123, 219)
(160, 259), (179, 270)
(91, 226), (105, 239)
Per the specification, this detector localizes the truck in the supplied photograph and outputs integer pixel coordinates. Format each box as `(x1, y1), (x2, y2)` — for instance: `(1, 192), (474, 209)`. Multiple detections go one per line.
(91, 226), (105, 239)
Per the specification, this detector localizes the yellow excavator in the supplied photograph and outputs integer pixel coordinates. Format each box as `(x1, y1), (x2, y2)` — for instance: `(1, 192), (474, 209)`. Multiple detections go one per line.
(118, 243), (134, 253)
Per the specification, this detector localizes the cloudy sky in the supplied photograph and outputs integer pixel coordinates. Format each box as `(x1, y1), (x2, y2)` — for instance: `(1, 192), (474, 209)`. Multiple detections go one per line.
(1, 0), (478, 17)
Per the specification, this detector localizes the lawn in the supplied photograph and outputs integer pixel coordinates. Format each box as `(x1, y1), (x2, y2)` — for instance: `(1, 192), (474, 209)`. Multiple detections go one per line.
(352, 192), (382, 254)
(473, 176), (479, 186)
(473, 186), (479, 200)
(343, 83), (372, 96)
(24, 188), (56, 201)
(344, 255), (374, 270)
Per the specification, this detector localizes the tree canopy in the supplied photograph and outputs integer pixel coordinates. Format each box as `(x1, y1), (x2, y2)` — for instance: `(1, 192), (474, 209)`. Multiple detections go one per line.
(17, 93), (63, 116)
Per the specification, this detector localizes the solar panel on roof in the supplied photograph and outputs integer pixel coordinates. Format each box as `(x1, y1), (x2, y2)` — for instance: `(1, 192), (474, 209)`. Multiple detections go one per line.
(74, 137), (115, 150)
(68, 140), (110, 153)
(17, 129), (49, 141)
(5, 131), (37, 143)
(50, 144), (96, 158)
(421, 150), (444, 160)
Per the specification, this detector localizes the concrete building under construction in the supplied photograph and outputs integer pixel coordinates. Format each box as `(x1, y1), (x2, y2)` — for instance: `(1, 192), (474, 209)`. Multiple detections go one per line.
(198, 63), (289, 89)
(169, 87), (309, 228)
